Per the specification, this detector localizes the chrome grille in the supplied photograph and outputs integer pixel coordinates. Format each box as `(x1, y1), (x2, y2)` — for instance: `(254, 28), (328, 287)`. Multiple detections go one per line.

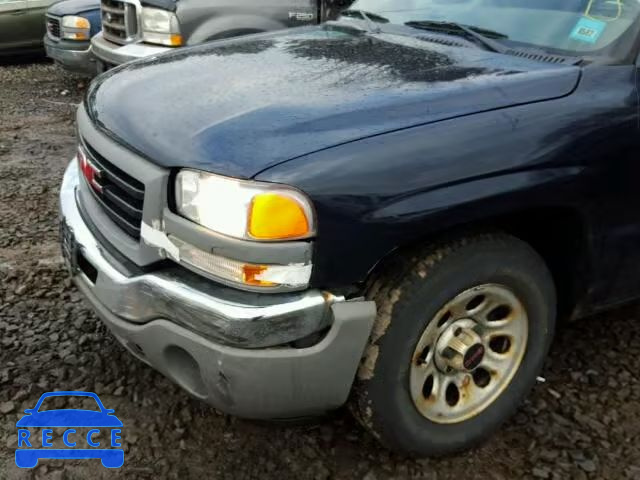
(81, 139), (145, 239)
(46, 16), (61, 40)
(101, 0), (138, 45)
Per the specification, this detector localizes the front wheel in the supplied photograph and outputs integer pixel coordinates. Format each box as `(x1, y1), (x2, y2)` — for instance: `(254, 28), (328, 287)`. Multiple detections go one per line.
(352, 233), (556, 456)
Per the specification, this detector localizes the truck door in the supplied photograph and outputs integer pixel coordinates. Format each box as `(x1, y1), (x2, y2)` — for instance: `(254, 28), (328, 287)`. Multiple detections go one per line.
(585, 60), (640, 308)
(0, 0), (30, 49)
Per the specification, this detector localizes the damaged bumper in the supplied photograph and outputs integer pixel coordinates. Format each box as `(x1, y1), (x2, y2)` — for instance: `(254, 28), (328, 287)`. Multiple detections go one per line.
(59, 161), (376, 418)
(44, 36), (96, 75)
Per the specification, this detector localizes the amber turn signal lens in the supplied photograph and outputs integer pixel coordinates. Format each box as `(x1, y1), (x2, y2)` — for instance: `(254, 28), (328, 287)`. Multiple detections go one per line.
(248, 193), (310, 240)
(169, 34), (183, 46)
(73, 18), (91, 29)
(242, 265), (276, 287)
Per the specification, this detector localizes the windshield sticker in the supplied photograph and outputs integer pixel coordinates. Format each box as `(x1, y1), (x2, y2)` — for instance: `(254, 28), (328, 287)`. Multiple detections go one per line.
(570, 17), (607, 44)
(585, 0), (623, 21)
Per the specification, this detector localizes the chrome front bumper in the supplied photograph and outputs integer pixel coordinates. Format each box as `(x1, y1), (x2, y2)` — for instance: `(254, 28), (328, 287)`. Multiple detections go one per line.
(91, 32), (171, 66)
(44, 36), (96, 75)
(61, 159), (350, 349)
(59, 160), (376, 417)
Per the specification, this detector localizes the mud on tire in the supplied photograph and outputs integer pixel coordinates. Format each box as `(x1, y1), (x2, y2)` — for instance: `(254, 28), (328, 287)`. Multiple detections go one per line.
(351, 233), (556, 456)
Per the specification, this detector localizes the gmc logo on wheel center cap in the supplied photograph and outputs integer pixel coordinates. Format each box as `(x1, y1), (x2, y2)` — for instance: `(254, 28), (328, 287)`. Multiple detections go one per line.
(463, 344), (485, 371)
(79, 149), (103, 194)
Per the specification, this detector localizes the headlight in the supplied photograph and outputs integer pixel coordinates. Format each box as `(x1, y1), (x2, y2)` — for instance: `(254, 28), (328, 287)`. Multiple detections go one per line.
(142, 169), (317, 289)
(175, 169), (316, 241)
(60, 16), (91, 40)
(141, 7), (182, 46)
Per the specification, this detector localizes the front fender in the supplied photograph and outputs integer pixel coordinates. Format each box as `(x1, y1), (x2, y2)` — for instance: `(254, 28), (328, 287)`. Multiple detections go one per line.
(255, 83), (616, 289)
(84, 9), (102, 37)
(180, 12), (289, 45)
(370, 167), (584, 222)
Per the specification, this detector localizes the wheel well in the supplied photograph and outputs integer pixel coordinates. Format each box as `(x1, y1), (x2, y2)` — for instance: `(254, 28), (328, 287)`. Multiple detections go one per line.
(491, 208), (588, 318)
(368, 207), (589, 318)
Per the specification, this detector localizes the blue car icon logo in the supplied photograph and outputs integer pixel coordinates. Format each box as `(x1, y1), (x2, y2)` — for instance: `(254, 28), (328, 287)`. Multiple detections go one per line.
(15, 391), (124, 468)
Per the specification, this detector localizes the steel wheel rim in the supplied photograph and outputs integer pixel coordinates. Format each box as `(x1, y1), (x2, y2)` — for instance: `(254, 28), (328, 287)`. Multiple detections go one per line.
(409, 284), (529, 424)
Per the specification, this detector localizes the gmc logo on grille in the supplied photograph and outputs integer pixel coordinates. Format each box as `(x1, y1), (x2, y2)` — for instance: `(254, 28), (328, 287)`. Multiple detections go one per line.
(78, 148), (103, 194)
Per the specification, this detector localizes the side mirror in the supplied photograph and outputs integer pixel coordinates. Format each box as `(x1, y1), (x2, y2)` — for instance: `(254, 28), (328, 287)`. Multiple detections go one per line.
(105, 409), (115, 414)
(23, 409), (35, 414)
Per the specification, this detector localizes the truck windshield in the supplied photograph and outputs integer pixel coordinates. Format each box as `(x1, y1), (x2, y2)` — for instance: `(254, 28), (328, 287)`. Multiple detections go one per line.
(343, 0), (640, 56)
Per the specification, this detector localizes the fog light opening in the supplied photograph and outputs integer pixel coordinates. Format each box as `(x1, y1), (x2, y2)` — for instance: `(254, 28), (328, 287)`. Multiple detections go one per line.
(164, 345), (207, 398)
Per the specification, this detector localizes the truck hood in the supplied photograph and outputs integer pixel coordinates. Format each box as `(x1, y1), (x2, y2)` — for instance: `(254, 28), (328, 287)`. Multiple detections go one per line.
(86, 27), (580, 179)
(140, 0), (176, 11)
(48, 0), (100, 15)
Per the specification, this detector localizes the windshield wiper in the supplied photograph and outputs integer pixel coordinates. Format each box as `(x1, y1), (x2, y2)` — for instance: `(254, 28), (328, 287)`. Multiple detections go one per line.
(406, 20), (584, 65)
(405, 20), (509, 54)
(341, 9), (390, 33)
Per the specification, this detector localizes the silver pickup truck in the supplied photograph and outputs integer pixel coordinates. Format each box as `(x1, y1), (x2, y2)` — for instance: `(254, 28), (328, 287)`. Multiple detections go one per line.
(0, 0), (58, 55)
(92, 0), (353, 71)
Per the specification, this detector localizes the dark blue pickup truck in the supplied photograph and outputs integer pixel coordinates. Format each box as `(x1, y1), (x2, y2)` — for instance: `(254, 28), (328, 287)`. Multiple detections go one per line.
(59, 0), (640, 456)
(45, 0), (101, 74)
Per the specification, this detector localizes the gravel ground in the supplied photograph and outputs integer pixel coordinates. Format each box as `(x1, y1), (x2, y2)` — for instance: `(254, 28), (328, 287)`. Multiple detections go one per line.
(2, 59), (640, 480)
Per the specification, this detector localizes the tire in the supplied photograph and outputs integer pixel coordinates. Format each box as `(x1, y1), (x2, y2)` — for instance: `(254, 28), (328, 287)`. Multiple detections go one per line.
(351, 233), (556, 456)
